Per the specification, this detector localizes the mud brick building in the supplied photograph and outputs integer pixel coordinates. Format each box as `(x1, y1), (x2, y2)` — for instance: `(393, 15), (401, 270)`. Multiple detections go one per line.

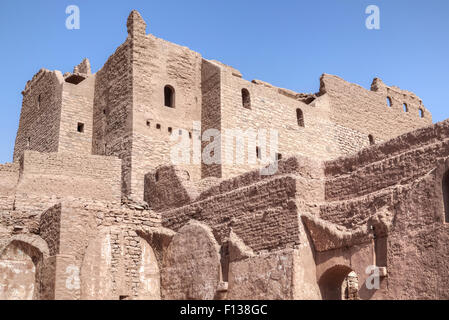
(0, 11), (447, 300)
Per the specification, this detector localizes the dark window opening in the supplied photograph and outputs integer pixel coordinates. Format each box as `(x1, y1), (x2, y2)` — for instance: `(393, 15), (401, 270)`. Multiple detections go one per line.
(386, 97), (392, 107)
(168, 127), (173, 134)
(256, 147), (261, 159)
(65, 74), (86, 85)
(419, 109), (424, 118)
(103, 109), (107, 115)
(297, 108), (305, 127)
(156, 124), (161, 130)
(403, 103), (409, 112)
(164, 85), (175, 108)
(146, 120), (151, 127)
(242, 89), (251, 109)
(369, 134), (375, 145)
(119, 296), (129, 300)
(189, 132), (192, 139)
(155, 172), (159, 182)
(276, 153), (282, 161)
(443, 170), (449, 223)
(77, 122), (84, 133)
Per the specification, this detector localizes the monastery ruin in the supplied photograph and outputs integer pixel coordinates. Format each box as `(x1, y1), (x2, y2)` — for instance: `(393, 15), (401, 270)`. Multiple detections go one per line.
(0, 10), (448, 300)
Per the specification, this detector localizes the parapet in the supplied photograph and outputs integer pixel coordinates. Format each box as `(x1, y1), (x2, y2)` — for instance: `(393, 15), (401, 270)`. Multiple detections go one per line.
(22, 68), (64, 95)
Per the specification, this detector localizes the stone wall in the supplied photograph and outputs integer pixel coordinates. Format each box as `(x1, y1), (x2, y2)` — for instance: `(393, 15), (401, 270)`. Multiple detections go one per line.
(13, 69), (64, 162)
(14, 151), (122, 214)
(0, 163), (19, 211)
(59, 75), (95, 155)
(323, 74), (432, 149)
(92, 38), (134, 197)
(129, 11), (202, 199)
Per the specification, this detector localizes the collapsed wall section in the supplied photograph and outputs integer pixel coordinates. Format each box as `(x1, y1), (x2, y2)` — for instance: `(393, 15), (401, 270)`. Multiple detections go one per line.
(319, 120), (449, 299)
(321, 74), (432, 155)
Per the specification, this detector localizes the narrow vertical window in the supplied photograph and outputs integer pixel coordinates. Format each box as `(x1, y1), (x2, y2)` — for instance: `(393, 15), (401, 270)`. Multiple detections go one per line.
(419, 108), (424, 118)
(256, 147), (261, 159)
(369, 134), (375, 145)
(242, 89), (251, 109)
(443, 170), (449, 223)
(297, 108), (305, 127)
(164, 85), (175, 108)
(403, 103), (408, 112)
(77, 122), (84, 133)
(386, 97), (392, 107)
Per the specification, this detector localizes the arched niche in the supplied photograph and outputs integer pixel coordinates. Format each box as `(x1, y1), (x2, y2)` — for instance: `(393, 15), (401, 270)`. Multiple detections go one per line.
(0, 236), (48, 300)
(318, 264), (359, 300)
(136, 237), (161, 300)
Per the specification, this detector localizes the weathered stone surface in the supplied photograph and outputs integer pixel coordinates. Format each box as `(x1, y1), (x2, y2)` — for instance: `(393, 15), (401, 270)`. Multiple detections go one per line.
(0, 9), (447, 301)
(161, 221), (221, 300)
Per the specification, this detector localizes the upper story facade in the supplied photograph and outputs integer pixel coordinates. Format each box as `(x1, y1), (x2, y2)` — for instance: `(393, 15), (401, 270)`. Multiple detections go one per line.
(13, 10), (432, 200)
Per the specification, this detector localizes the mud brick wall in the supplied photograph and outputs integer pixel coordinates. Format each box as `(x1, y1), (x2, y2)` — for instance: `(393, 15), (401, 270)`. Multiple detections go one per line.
(218, 64), (339, 179)
(13, 69), (64, 162)
(322, 74), (432, 146)
(0, 163), (19, 211)
(201, 60), (222, 179)
(39, 204), (62, 257)
(130, 27), (202, 200)
(92, 39), (134, 196)
(58, 76), (95, 155)
(38, 201), (161, 300)
(162, 174), (301, 253)
(14, 151), (122, 214)
(324, 120), (449, 201)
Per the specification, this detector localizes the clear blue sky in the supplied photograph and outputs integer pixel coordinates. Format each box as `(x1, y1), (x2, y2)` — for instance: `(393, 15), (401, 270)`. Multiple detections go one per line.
(0, 0), (448, 163)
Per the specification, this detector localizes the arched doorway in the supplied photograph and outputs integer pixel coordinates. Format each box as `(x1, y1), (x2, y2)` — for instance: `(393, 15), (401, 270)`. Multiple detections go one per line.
(136, 237), (161, 300)
(318, 265), (359, 300)
(0, 240), (43, 300)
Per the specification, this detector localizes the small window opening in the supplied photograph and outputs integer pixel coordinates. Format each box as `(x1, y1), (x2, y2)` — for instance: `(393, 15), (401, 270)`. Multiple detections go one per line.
(403, 103), (409, 112)
(276, 153), (282, 161)
(164, 85), (175, 108)
(256, 147), (261, 160)
(443, 170), (449, 223)
(369, 134), (375, 145)
(26, 137), (30, 148)
(242, 89), (251, 109)
(77, 122), (84, 133)
(168, 127), (173, 134)
(155, 172), (159, 182)
(146, 120), (151, 127)
(103, 109), (107, 115)
(189, 132), (192, 139)
(156, 124), (161, 130)
(419, 109), (424, 118)
(297, 108), (305, 127)
(386, 97), (392, 107)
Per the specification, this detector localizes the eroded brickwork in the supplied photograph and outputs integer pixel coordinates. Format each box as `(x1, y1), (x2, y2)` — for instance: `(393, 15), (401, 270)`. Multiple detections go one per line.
(0, 10), (447, 300)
